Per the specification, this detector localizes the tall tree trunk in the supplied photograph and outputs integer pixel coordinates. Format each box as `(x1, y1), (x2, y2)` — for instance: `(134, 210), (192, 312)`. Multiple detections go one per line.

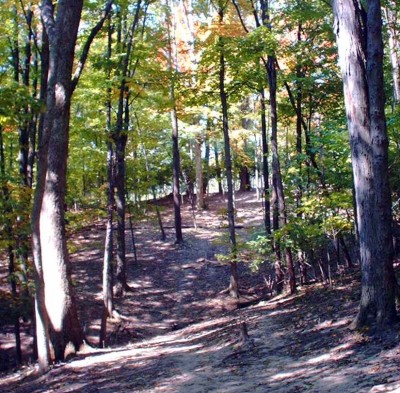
(195, 136), (205, 209)
(259, 89), (271, 235)
(33, 0), (113, 369)
(0, 127), (22, 366)
(166, 1), (183, 244)
(214, 142), (223, 195)
(113, 92), (128, 296)
(383, 0), (400, 104)
(218, 4), (239, 299)
(333, 0), (397, 327)
(39, 1), (85, 361)
(100, 139), (115, 346)
(261, 0), (296, 294)
(113, 1), (142, 295)
(203, 133), (210, 195)
(295, 23), (304, 201)
(31, 21), (51, 372)
(100, 18), (115, 346)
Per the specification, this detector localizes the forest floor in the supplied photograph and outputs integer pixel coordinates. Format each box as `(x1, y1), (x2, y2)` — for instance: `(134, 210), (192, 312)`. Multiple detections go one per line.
(1, 191), (400, 392)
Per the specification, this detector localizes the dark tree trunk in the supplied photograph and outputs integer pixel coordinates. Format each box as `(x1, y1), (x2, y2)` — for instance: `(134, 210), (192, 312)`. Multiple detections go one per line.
(295, 24), (304, 200)
(214, 142), (223, 195)
(259, 89), (271, 235)
(171, 103), (183, 244)
(113, 122), (128, 296)
(195, 136), (206, 209)
(239, 166), (251, 192)
(269, 58), (295, 292)
(261, 0), (296, 294)
(339, 235), (353, 269)
(113, 2), (142, 295)
(218, 4), (239, 299)
(333, 0), (397, 327)
(166, 4), (183, 244)
(203, 134), (210, 195)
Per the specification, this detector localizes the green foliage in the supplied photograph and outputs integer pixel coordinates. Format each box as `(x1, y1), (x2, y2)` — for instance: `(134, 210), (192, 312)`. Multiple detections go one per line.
(65, 208), (107, 233)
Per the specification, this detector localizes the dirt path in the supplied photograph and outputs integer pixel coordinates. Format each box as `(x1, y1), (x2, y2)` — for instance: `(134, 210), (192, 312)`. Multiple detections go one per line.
(3, 286), (400, 392)
(1, 191), (400, 392)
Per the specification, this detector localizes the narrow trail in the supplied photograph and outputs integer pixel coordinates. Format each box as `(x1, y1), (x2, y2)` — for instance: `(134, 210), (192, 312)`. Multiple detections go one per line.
(1, 192), (400, 392)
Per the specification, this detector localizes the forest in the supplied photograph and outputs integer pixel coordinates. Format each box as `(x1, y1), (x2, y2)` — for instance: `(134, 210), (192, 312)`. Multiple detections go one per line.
(1, 0), (400, 391)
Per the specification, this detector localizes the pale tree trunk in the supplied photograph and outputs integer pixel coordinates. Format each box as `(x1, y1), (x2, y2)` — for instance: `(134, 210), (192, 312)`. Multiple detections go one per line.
(101, 139), (114, 346)
(383, 0), (400, 104)
(333, 0), (397, 327)
(39, 0), (85, 361)
(100, 18), (115, 346)
(182, 0), (205, 210)
(31, 22), (50, 373)
(33, 0), (113, 366)
(218, 4), (239, 299)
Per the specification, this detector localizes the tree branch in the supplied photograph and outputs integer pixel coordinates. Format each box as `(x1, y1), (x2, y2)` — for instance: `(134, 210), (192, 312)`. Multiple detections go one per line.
(71, 0), (114, 92)
(231, 0), (249, 33)
(40, 0), (56, 45)
(19, 0), (41, 54)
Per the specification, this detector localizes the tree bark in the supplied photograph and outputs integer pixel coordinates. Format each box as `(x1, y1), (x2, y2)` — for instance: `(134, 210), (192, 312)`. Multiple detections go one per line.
(333, 0), (397, 327)
(261, 0), (296, 294)
(214, 142), (223, 195)
(100, 18), (115, 346)
(383, 1), (400, 104)
(166, 0), (183, 244)
(38, 0), (85, 361)
(218, 4), (239, 299)
(113, 1), (142, 295)
(34, 0), (113, 364)
(259, 89), (271, 235)
(195, 136), (205, 209)
(31, 17), (51, 372)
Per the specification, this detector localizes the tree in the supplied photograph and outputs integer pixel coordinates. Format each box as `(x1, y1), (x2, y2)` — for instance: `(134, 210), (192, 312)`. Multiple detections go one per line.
(32, 0), (113, 369)
(260, 0), (296, 294)
(332, 0), (397, 327)
(383, 0), (400, 105)
(112, 0), (144, 296)
(217, 0), (239, 299)
(166, 0), (184, 244)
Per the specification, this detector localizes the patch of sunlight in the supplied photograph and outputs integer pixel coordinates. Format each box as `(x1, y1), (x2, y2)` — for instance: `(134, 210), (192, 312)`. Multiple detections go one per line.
(331, 342), (353, 352)
(70, 342), (203, 370)
(312, 374), (350, 390)
(267, 307), (299, 317)
(270, 367), (311, 381)
(306, 353), (332, 364)
(307, 343), (354, 365)
(314, 317), (350, 331)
